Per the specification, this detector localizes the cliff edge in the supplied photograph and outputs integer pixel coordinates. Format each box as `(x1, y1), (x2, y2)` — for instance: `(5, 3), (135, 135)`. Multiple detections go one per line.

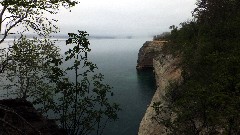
(136, 41), (166, 70)
(137, 41), (181, 135)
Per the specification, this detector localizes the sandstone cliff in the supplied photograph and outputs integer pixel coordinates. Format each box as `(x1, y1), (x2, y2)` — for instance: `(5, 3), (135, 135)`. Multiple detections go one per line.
(138, 41), (181, 135)
(136, 41), (166, 70)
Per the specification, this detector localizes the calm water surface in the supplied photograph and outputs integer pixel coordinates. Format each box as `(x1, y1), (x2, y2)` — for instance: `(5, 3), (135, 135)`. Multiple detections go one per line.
(84, 39), (156, 135)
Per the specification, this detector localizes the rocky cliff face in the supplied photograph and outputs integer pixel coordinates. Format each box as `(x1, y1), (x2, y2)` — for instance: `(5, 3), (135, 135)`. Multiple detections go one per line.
(138, 41), (181, 135)
(136, 41), (166, 70)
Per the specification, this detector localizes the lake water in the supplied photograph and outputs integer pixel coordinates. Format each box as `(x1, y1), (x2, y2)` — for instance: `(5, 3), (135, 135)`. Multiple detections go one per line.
(84, 38), (156, 135)
(1, 38), (156, 135)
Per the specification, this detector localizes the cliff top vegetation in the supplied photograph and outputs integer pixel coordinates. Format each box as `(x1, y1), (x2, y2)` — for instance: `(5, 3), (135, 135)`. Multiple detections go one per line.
(153, 0), (240, 134)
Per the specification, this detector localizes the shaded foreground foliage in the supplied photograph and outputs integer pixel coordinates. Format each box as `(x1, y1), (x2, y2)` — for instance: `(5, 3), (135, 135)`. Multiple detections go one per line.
(153, 0), (240, 134)
(51, 31), (120, 135)
(0, 31), (120, 135)
(0, 1), (120, 134)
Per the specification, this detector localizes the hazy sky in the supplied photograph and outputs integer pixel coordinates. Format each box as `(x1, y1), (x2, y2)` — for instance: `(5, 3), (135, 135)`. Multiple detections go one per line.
(53, 0), (196, 38)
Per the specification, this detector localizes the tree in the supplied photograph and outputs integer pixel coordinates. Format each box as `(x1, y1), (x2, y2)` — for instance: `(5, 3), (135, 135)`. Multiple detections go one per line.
(0, 32), (120, 135)
(0, 36), (61, 108)
(48, 31), (120, 135)
(0, 0), (78, 44)
(0, 1), (120, 135)
(0, 0), (78, 74)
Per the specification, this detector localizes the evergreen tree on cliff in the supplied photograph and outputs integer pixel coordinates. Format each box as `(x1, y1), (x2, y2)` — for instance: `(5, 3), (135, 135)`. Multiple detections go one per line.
(154, 0), (240, 134)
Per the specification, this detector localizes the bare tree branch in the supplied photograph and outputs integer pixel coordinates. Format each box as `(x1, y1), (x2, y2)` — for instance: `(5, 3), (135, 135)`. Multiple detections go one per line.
(0, 8), (30, 44)
(0, 4), (8, 33)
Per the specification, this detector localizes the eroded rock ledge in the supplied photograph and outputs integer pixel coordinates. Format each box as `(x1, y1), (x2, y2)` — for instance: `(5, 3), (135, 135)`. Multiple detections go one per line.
(137, 41), (181, 135)
(136, 41), (166, 70)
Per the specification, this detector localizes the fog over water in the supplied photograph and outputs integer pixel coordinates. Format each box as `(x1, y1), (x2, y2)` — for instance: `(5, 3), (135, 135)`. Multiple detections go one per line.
(3, 1), (197, 39)
(45, 0), (196, 37)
